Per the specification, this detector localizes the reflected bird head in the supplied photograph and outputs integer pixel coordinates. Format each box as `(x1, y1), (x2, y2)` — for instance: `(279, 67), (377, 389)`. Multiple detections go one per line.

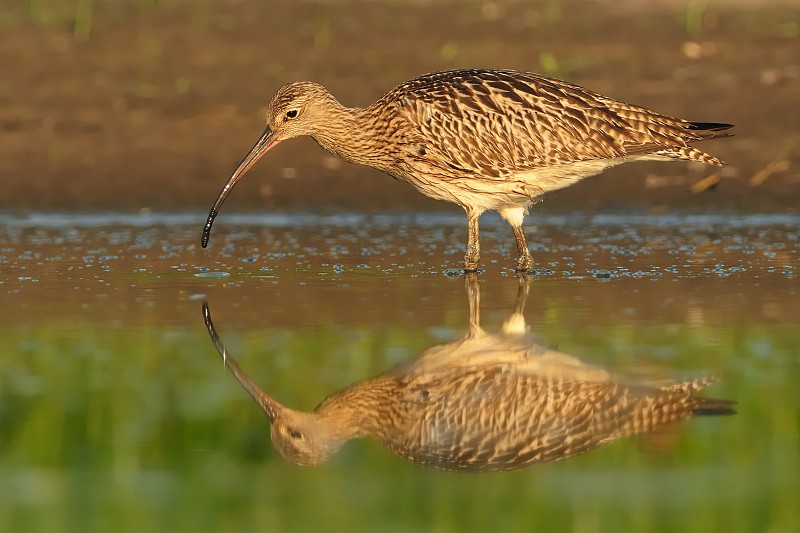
(202, 302), (347, 466)
(269, 411), (347, 466)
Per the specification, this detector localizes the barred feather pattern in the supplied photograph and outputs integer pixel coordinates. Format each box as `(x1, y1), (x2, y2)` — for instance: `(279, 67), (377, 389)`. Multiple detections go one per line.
(219, 318), (735, 471)
(208, 69), (732, 269)
(346, 363), (732, 472)
(293, 69), (732, 212)
(207, 279), (735, 471)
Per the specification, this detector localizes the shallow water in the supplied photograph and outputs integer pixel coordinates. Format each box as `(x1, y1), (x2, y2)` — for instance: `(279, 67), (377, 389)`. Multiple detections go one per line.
(1, 212), (798, 532)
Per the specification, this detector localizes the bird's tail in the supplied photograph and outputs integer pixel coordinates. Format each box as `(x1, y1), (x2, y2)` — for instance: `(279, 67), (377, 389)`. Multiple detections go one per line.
(650, 146), (726, 166)
(656, 122), (734, 166)
(661, 374), (737, 416)
(636, 121), (733, 166)
(686, 121), (735, 141)
(690, 396), (738, 416)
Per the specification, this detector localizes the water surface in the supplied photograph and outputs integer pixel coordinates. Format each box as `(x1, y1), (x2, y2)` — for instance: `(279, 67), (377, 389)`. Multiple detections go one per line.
(1, 212), (798, 532)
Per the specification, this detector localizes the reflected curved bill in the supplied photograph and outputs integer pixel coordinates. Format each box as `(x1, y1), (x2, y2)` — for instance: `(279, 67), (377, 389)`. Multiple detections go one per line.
(203, 275), (736, 471)
(202, 302), (282, 422)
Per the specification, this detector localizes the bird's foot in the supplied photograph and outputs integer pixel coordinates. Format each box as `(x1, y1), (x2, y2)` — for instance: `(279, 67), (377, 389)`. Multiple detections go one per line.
(514, 254), (534, 273)
(463, 254), (480, 273)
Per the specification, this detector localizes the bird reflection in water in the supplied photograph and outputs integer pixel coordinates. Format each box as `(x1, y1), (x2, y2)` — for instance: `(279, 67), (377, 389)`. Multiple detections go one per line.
(202, 277), (735, 472)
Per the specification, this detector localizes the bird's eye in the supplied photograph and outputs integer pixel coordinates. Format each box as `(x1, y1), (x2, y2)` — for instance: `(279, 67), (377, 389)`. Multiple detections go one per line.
(289, 429), (302, 439)
(285, 109), (298, 119)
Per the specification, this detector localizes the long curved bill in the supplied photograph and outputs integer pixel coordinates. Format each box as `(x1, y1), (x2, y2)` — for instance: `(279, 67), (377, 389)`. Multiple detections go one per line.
(202, 302), (283, 422)
(201, 126), (278, 248)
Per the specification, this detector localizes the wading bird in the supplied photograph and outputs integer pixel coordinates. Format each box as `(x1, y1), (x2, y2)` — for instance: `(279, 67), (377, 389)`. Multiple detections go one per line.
(201, 69), (732, 271)
(202, 278), (734, 471)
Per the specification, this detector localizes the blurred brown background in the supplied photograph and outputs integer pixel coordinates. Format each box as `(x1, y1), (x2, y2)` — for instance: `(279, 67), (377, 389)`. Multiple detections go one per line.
(1, 0), (798, 213)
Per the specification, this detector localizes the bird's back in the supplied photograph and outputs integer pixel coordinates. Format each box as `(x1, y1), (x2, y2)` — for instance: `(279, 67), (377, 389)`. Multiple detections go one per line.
(369, 366), (733, 472)
(377, 69), (731, 186)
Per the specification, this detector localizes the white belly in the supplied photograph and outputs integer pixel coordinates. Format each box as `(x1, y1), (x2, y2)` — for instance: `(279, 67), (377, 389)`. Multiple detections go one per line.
(402, 157), (628, 213)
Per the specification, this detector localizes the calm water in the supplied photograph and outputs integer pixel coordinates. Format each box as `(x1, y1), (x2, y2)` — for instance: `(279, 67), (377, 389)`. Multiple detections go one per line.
(1, 212), (798, 532)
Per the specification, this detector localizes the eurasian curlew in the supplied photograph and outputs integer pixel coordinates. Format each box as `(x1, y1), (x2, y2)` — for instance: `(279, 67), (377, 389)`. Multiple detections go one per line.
(202, 278), (734, 471)
(201, 69), (732, 271)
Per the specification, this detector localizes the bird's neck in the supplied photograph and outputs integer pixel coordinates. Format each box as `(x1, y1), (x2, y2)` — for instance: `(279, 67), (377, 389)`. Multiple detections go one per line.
(311, 104), (384, 168)
(314, 378), (398, 439)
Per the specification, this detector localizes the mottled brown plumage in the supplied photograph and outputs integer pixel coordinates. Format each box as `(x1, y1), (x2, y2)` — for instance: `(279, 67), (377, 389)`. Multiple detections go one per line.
(202, 277), (734, 471)
(201, 69), (732, 271)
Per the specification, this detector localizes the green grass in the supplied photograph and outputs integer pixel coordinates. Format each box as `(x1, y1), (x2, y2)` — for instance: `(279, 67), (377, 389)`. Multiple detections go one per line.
(0, 314), (797, 532)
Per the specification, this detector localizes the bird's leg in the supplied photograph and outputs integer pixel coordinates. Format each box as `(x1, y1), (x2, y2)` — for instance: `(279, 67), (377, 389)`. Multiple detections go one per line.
(464, 210), (481, 272)
(512, 224), (533, 272)
(513, 273), (529, 315)
(499, 207), (532, 272)
(501, 272), (530, 336)
(465, 273), (481, 337)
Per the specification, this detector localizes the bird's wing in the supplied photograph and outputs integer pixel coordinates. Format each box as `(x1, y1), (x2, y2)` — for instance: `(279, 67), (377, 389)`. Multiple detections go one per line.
(388, 69), (701, 178)
(400, 368), (649, 471)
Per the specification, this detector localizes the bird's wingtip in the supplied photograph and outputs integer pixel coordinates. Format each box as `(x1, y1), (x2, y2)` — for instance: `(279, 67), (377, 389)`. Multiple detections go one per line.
(687, 121), (734, 132)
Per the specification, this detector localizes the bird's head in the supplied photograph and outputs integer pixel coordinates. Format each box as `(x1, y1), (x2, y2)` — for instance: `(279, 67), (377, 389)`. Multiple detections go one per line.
(269, 409), (347, 466)
(201, 81), (338, 248)
(265, 81), (336, 141)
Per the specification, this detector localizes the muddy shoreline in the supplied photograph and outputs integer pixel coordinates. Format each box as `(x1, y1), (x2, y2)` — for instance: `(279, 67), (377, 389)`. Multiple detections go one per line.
(1, 0), (798, 213)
